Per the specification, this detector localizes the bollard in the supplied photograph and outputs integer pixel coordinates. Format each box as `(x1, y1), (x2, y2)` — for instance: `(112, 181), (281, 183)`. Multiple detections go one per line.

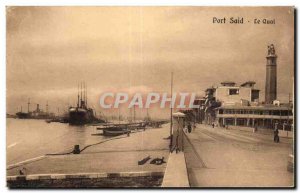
(73, 145), (81, 154)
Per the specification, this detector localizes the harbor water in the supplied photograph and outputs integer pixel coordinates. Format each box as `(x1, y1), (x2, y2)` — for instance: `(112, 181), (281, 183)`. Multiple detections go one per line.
(6, 118), (104, 166)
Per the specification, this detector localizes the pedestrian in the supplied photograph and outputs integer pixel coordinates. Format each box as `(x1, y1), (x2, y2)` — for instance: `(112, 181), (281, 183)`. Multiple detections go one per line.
(274, 128), (280, 143)
(253, 125), (257, 133)
(193, 122), (196, 131)
(19, 167), (27, 175)
(274, 122), (280, 143)
(19, 169), (24, 175)
(188, 122), (192, 133)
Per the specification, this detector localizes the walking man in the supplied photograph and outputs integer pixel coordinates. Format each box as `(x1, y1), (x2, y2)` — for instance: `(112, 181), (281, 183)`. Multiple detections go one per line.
(193, 122), (196, 131)
(187, 122), (192, 133)
(274, 122), (280, 143)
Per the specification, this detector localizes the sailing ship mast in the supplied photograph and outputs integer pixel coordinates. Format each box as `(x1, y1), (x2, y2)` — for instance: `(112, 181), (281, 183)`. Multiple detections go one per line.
(118, 107), (120, 124)
(146, 108), (150, 121)
(129, 108), (132, 123)
(77, 83), (80, 108)
(83, 82), (85, 107)
(46, 101), (48, 114)
(27, 98), (30, 113)
(80, 82), (83, 108)
(85, 82), (88, 107)
(133, 105), (136, 122)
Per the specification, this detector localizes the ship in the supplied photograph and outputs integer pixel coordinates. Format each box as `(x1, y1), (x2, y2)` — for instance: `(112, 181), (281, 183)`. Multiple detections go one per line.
(15, 99), (55, 120)
(68, 83), (105, 125)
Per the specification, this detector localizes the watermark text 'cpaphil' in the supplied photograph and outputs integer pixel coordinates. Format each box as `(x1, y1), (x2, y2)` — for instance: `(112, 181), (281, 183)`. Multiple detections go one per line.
(99, 92), (200, 109)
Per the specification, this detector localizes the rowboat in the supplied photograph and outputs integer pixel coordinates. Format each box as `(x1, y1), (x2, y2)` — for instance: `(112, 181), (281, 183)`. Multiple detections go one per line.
(102, 127), (129, 136)
(96, 121), (150, 136)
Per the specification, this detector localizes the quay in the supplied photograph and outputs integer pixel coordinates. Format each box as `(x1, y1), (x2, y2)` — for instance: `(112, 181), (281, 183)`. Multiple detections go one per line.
(7, 124), (172, 187)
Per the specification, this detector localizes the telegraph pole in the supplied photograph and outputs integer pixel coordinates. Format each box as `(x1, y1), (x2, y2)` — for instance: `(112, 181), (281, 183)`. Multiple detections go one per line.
(169, 72), (173, 151)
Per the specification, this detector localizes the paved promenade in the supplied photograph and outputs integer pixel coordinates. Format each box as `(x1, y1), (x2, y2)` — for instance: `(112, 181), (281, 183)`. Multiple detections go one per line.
(7, 124), (170, 177)
(184, 124), (294, 187)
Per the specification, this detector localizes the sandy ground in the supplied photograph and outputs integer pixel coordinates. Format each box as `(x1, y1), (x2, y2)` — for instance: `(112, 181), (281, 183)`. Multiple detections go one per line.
(184, 124), (294, 187)
(7, 124), (170, 176)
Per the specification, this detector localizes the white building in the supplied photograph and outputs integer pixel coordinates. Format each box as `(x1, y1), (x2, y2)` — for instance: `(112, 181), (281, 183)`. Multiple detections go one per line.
(215, 81), (260, 106)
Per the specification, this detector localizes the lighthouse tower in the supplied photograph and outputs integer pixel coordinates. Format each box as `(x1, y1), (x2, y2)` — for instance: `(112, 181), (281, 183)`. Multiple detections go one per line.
(265, 44), (277, 104)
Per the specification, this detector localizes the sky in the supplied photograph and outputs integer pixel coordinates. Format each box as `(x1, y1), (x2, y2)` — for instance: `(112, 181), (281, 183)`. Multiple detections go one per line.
(6, 6), (294, 119)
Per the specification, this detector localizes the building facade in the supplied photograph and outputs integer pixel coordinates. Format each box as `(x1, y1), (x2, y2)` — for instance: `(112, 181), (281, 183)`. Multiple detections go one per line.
(216, 105), (293, 130)
(191, 44), (293, 131)
(215, 81), (260, 106)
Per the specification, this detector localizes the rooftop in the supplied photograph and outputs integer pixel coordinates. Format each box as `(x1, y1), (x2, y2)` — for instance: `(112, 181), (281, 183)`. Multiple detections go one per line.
(241, 81), (256, 87)
(220, 81), (236, 86)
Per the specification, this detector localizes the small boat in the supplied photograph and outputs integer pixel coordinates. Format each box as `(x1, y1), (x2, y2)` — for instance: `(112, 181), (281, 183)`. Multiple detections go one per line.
(97, 122), (147, 130)
(97, 122), (148, 136)
(102, 127), (129, 136)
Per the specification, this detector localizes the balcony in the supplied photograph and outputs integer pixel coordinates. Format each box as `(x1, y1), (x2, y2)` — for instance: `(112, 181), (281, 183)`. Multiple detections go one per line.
(216, 113), (293, 120)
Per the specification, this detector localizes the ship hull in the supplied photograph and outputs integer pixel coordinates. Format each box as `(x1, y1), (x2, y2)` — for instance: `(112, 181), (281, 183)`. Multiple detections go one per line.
(16, 112), (30, 119)
(69, 107), (104, 125)
(69, 110), (92, 125)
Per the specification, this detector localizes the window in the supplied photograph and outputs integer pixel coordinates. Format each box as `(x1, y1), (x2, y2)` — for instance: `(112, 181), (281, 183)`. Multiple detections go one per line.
(254, 110), (260, 115)
(281, 110), (288, 116)
(273, 110), (281, 116)
(245, 110), (252, 114)
(263, 110), (269, 115)
(229, 89), (239, 95)
(227, 110), (234, 114)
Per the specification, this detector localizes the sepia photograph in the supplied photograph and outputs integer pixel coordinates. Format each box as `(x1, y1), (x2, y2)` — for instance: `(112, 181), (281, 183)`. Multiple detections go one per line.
(6, 6), (295, 188)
